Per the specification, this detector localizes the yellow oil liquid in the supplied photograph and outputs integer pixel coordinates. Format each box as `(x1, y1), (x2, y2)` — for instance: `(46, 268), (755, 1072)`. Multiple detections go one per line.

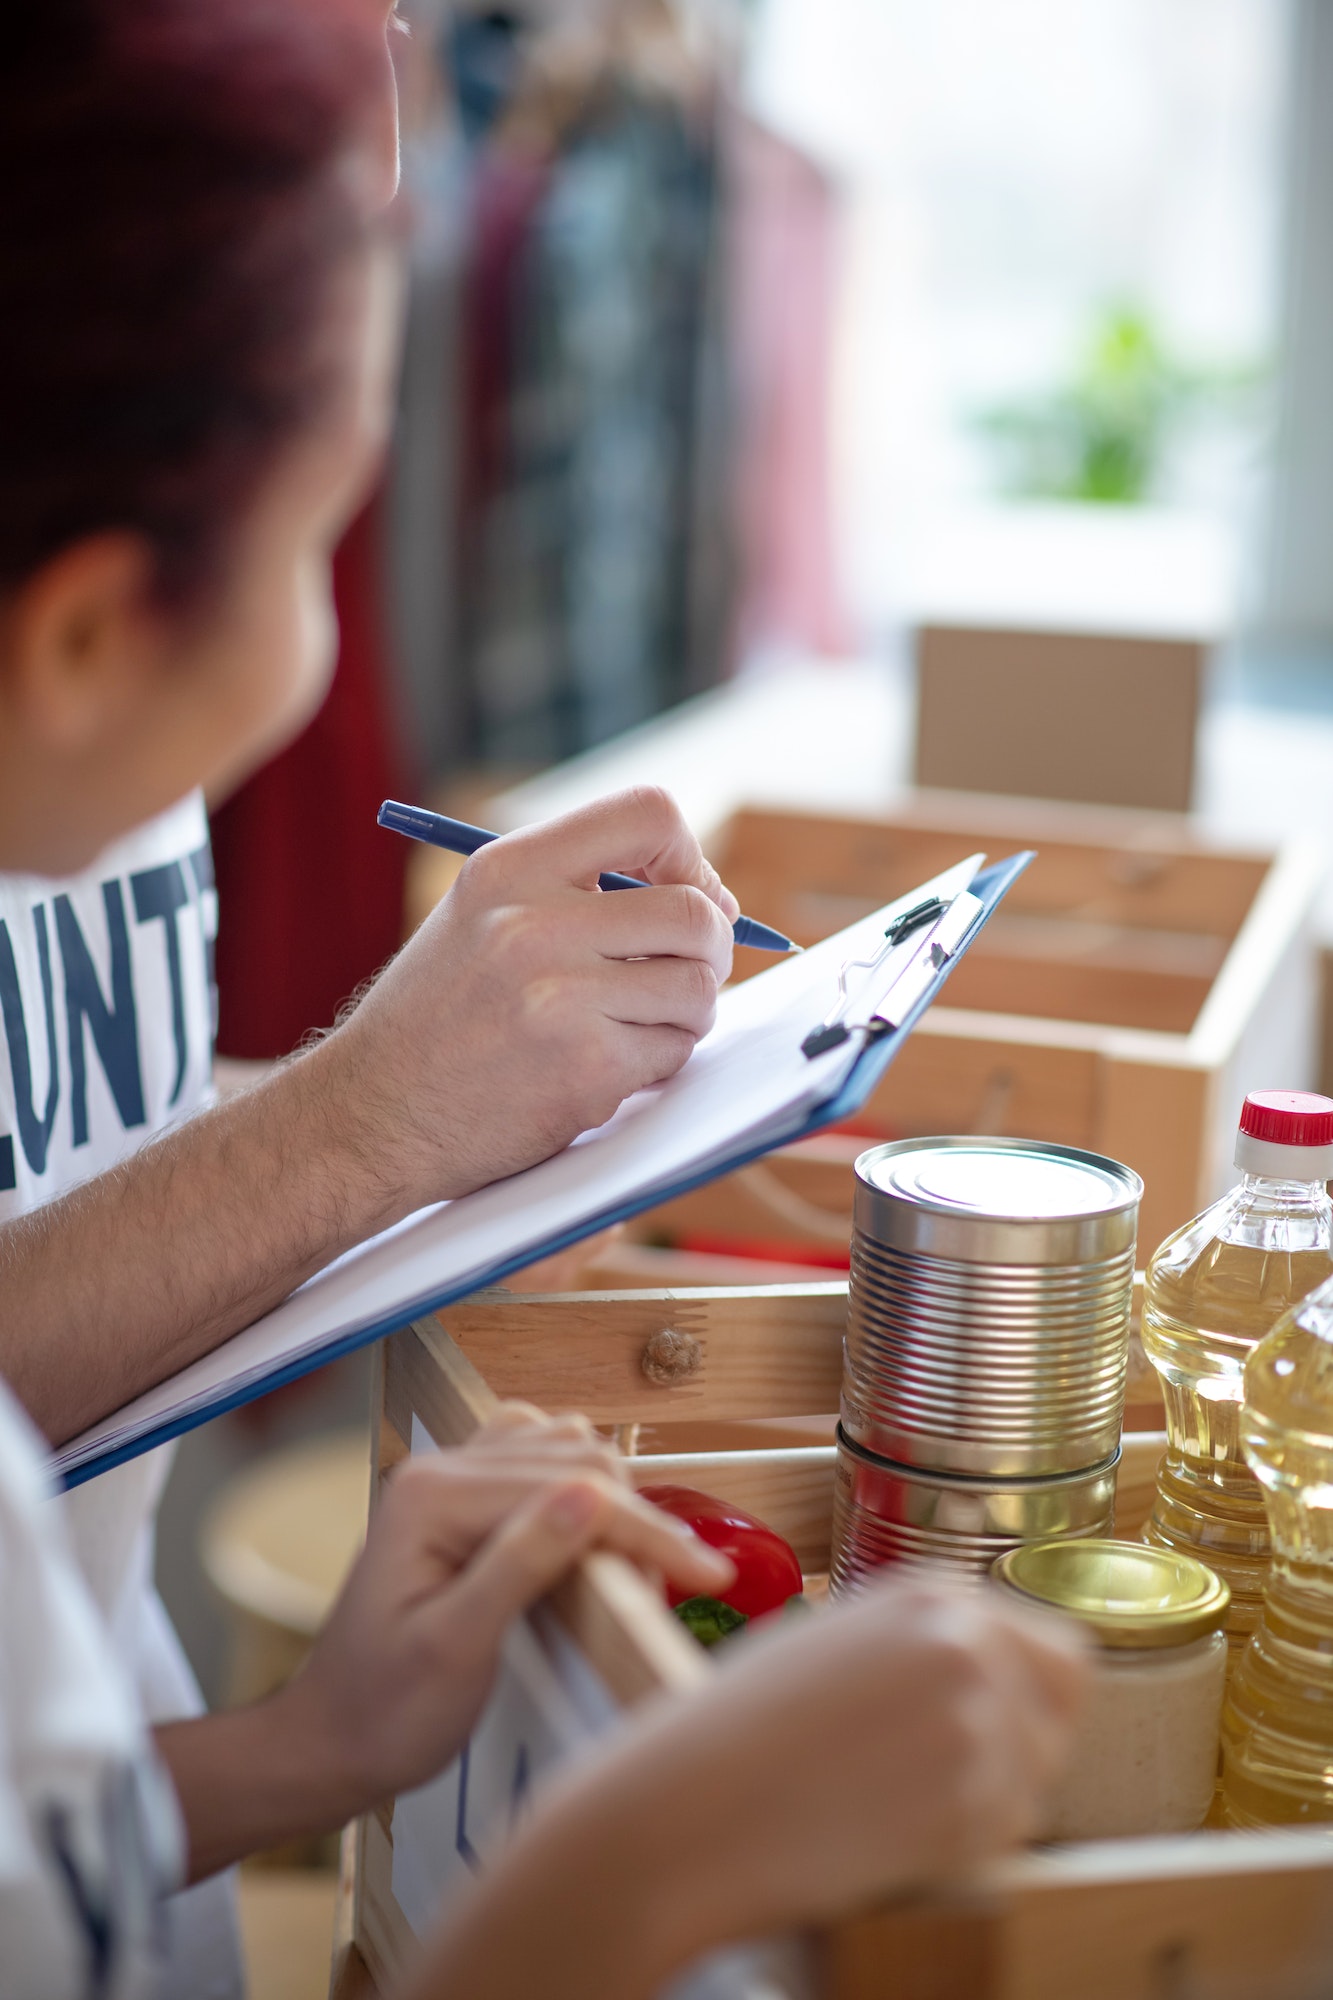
(1222, 1283), (1333, 1827)
(1140, 1181), (1333, 1658)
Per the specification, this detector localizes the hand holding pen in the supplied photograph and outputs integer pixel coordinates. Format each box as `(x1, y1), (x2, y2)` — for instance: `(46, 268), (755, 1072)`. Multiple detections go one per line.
(336, 787), (762, 1207)
(378, 799), (799, 954)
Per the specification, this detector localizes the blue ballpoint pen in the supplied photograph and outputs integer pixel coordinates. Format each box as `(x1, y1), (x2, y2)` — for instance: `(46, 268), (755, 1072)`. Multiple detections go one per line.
(377, 800), (801, 954)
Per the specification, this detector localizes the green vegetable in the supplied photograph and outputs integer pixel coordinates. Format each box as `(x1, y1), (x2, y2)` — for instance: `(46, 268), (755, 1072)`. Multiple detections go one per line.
(673, 1596), (749, 1648)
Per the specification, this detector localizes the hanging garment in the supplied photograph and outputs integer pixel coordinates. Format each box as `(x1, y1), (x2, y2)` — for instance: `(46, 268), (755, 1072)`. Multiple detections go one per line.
(456, 80), (730, 765)
(210, 491), (412, 1060)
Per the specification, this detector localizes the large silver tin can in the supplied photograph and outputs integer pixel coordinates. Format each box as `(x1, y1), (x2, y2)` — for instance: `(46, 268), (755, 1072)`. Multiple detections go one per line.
(842, 1138), (1142, 1478)
(829, 1426), (1119, 1590)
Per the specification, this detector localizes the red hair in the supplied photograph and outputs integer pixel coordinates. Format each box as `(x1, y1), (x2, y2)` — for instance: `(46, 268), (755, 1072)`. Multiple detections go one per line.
(0, 0), (385, 603)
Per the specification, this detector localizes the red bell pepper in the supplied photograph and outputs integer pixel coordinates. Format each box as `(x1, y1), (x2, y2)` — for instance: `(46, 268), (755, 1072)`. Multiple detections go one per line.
(638, 1484), (803, 1619)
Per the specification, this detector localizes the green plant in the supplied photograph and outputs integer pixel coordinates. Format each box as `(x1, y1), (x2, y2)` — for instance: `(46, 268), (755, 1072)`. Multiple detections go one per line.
(973, 304), (1261, 505)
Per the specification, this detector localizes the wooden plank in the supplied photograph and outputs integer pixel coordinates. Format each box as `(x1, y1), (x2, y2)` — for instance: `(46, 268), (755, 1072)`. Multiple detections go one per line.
(629, 1416), (838, 1455)
(1111, 1432), (1165, 1542)
(328, 1939), (376, 2000)
(353, 1813), (401, 1994)
(979, 912), (1229, 981)
(1187, 839), (1324, 1069)
(997, 1834), (1333, 2000)
(329, 1827), (377, 2000)
(1099, 1047), (1214, 1261)
(1192, 843), (1323, 1207)
(634, 1157), (853, 1257)
(713, 803), (1269, 939)
(829, 1832), (1333, 2000)
(546, 1548), (708, 1707)
(584, 1239), (837, 1289)
(860, 1012), (1104, 1149)
(438, 1285), (848, 1425)
(825, 1889), (1000, 2000)
(943, 954), (1212, 1035)
(628, 1448), (838, 1571)
(1122, 1274), (1162, 1406)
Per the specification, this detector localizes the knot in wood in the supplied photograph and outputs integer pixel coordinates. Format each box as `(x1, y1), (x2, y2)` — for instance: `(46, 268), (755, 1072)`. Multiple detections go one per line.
(640, 1327), (701, 1387)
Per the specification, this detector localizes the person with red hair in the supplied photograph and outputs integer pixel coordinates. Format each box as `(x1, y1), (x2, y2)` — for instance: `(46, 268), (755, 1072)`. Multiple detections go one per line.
(0, 4), (1083, 1994)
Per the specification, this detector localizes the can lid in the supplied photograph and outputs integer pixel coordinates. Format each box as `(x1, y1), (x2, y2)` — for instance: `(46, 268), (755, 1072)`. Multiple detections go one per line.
(860, 1141), (1136, 1221)
(990, 1538), (1230, 1649)
(854, 1138), (1142, 1266)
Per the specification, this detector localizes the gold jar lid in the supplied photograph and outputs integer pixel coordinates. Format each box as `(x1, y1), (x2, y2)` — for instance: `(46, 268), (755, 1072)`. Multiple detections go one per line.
(990, 1538), (1230, 1649)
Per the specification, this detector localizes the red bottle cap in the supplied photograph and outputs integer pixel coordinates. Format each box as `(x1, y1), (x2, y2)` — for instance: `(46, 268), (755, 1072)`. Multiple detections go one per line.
(1238, 1091), (1333, 1149)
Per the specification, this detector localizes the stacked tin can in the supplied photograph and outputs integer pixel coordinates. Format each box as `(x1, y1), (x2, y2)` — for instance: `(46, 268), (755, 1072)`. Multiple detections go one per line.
(830, 1137), (1143, 1590)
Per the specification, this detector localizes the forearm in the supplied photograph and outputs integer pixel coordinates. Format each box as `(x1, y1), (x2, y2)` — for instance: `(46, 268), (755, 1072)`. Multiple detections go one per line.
(0, 1034), (403, 1443)
(399, 1718), (737, 2000)
(155, 1681), (368, 1884)
(400, 1776), (674, 2000)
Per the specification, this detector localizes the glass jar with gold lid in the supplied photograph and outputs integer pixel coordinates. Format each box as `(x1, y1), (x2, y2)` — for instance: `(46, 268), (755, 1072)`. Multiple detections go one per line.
(991, 1538), (1230, 1840)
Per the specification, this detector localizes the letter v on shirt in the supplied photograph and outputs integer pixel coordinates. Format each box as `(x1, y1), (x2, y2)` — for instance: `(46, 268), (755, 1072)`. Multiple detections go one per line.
(0, 793), (244, 1998)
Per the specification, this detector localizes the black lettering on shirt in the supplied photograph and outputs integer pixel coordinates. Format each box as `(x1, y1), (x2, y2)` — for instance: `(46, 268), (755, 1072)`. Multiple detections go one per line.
(0, 906), (60, 1174)
(130, 862), (190, 1107)
(55, 885), (146, 1148)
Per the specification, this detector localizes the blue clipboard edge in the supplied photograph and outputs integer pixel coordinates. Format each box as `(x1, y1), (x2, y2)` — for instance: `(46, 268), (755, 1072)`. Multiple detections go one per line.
(60, 852), (1033, 1489)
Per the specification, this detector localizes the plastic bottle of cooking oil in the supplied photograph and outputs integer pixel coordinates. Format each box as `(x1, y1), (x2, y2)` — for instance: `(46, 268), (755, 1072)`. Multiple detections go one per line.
(1222, 1271), (1333, 1826)
(1141, 1092), (1333, 1660)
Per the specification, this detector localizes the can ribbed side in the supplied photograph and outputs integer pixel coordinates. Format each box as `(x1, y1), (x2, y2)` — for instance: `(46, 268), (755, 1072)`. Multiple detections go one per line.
(842, 1233), (1134, 1476)
(828, 1433), (1118, 1592)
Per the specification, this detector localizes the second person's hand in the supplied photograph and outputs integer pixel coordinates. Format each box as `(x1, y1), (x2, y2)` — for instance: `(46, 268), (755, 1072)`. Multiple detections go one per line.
(397, 1574), (1089, 2000)
(326, 785), (739, 1214)
(272, 1404), (734, 1816)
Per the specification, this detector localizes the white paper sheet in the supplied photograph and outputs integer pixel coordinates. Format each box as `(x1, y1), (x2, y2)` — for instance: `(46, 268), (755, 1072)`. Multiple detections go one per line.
(391, 1416), (622, 1933)
(57, 856), (982, 1481)
(390, 1423), (813, 2000)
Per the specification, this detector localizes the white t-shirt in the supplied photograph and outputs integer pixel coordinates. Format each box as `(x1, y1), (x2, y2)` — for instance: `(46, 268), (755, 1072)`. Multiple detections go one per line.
(0, 1386), (183, 1998)
(0, 794), (244, 1994)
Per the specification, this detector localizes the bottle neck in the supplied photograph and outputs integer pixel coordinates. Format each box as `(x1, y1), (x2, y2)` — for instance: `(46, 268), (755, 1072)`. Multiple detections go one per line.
(1238, 1172), (1331, 1204)
(1219, 1173), (1333, 1251)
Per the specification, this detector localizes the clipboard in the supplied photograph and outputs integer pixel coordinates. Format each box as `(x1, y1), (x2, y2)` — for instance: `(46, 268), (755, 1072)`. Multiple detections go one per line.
(57, 849), (1032, 1487)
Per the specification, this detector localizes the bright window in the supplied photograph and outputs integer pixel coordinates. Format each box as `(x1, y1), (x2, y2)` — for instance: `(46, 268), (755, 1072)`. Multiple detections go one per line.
(743, 0), (1294, 629)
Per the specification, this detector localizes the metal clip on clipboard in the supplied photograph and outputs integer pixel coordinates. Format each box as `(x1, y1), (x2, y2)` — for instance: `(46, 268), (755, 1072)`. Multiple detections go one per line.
(801, 887), (986, 1060)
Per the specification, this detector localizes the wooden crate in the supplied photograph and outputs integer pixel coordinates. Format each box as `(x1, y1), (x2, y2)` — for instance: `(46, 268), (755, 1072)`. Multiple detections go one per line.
(614, 794), (1323, 1268)
(345, 1286), (1333, 2000)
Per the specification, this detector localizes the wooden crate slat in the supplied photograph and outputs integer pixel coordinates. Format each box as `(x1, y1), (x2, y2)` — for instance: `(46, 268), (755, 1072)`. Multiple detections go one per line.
(633, 1160), (852, 1257)
(438, 1285), (848, 1424)
(353, 1812), (402, 1994)
(944, 954), (1213, 1035)
(1099, 1047), (1215, 1254)
(713, 804), (1270, 937)
(857, 1014), (1104, 1152)
(829, 1830), (1333, 2000)
(583, 1239), (833, 1289)
(1109, 1432), (1163, 1541)
(1187, 840), (1324, 1068)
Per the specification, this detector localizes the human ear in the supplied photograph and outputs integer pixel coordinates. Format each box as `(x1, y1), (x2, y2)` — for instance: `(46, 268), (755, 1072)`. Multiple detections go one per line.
(0, 534), (166, 753)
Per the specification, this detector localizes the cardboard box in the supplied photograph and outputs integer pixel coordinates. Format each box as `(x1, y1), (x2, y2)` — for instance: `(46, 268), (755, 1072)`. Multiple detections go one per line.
(914, 624), (1203, 811)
